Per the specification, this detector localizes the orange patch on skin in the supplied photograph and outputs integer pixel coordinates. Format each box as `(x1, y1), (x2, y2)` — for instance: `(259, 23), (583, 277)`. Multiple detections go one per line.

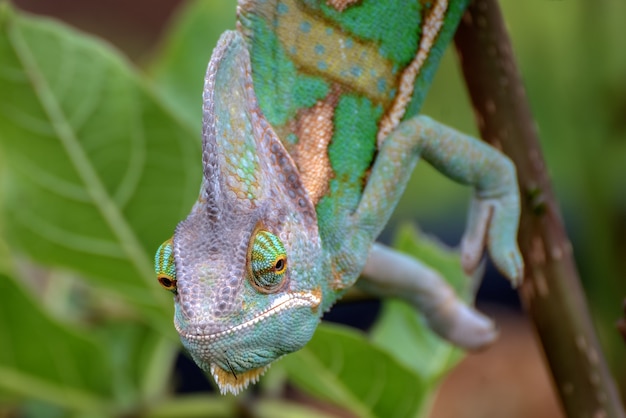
(292, 91), (339, 204)
(377, 0), (448, 146)
(330, 262), (348, 291)
(326, 0), (360, 12)
(310, 287), (323, 313)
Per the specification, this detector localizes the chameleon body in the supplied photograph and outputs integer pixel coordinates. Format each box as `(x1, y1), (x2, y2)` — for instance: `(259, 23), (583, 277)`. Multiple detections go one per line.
(156, 0), (523, 395)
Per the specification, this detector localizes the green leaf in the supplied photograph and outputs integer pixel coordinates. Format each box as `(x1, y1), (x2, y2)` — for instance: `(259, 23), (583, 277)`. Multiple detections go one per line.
(0, 5), (200, 320)
(143, 395), (236, 418)
(253, 399), (340, 418)
(150, 0), (236, 128)
(371, 225), (467, 384)
(94, 320), (180, 410)
(281, 323), (427, 418)
(0, 273), (112, 413)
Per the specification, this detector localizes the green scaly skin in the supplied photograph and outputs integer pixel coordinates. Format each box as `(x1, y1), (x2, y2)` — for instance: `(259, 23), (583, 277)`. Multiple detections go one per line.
(156, 0), (524, 395)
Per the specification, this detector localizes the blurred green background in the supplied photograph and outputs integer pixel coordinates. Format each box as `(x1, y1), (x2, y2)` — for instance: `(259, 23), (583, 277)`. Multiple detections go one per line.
(1, 0), (625, 416)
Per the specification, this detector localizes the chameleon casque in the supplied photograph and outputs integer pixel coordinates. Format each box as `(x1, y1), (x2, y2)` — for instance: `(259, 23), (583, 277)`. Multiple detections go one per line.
(155, 0), (524, 395)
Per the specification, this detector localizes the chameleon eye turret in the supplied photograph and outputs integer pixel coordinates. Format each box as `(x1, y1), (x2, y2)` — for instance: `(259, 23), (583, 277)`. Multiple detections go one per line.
(155, 238), (177, 293)
(247, 230), (288, 293)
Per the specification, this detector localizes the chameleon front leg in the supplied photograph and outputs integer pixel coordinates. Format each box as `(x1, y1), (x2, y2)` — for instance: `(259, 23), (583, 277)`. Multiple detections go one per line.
(359, 242), (497, 350)
(355, 114), (523, 285)
(351, 115), (523, 347)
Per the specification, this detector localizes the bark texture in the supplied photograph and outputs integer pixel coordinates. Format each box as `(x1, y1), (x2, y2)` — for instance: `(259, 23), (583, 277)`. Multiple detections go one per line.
(454, 1), (626, 416)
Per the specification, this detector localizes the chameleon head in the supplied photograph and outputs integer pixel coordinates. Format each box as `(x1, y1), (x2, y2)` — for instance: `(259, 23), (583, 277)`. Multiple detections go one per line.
(154, 30), (325, 395)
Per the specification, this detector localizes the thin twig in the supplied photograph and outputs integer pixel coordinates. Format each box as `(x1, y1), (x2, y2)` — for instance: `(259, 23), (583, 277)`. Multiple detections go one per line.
(453, 1), (626, 416)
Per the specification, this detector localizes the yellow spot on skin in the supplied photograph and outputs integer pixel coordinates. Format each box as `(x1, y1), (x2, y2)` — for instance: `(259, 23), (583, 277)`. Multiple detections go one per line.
(378, 0), (449, 146)
(326, 0), (360, 12)
(275, 0), (394, 104)
(292, 92), (339, 204)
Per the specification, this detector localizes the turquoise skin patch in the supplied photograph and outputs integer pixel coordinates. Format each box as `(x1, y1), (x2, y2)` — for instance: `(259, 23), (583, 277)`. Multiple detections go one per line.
(312, 0), (422, 65)
(247, 16), (329, 126)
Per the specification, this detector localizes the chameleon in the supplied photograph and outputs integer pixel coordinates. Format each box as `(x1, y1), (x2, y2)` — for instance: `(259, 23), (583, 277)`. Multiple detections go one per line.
(155, 0), (523, 395)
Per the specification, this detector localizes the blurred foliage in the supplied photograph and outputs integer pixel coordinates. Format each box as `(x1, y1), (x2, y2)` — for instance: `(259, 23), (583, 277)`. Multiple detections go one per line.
(0, 0), (624, 415)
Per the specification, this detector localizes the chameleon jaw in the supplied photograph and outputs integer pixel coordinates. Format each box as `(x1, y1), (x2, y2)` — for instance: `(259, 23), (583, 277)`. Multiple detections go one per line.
(176, 289), (322, 342)
(176, 289), (323, 395)
(210, 363), (269, 395)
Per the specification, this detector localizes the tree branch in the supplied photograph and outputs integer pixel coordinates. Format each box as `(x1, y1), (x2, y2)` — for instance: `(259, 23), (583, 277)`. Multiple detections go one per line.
(453, 1), (625, 416)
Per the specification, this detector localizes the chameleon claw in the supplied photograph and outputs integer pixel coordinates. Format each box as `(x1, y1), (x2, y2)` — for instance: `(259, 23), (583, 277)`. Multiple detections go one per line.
(461, 197), (524, 287)
(491, 247), (524, 288)
(487, 203), (524, 287)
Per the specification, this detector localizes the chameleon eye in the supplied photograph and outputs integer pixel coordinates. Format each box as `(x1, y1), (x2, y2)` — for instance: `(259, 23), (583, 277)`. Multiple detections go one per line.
(274, 256), (286, 274)
(247, 230), (288, 293)
(158, 276), (177, 291)
(155, 238), (177, 293)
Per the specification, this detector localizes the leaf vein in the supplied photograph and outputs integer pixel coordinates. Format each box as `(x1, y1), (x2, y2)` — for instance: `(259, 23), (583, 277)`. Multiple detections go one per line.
(6, 17), (161, 297)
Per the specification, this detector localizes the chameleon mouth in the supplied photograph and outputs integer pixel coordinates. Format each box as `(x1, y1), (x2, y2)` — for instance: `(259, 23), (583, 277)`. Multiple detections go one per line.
(176, 288), (322, 342)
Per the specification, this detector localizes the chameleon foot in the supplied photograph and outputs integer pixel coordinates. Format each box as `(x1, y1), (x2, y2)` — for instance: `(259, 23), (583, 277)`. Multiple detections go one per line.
(461, 194), (523, 287)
